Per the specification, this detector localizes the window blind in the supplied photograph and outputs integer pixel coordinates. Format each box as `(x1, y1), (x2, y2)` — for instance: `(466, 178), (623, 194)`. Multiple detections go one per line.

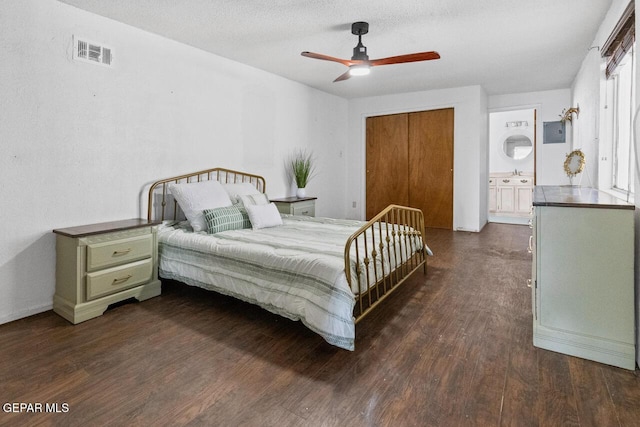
(602, 1), (635, 79)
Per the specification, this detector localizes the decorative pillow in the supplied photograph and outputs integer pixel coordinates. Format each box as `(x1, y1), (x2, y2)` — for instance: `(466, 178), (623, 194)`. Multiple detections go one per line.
(168, 180), (232, 232)
(245, 203), (283, 230)
(222, 183), (261, 204)
(204, 204), (251, 234)
(239, 193), (270, 206)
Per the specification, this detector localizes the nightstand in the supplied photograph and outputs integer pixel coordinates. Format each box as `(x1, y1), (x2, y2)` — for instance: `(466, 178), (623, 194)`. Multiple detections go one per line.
(271, 196), (317, 217)
(53, 219), (161, 324)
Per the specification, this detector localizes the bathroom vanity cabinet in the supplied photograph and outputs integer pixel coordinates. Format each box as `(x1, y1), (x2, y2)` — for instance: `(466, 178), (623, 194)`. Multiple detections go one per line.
(489, 173), (533, 216)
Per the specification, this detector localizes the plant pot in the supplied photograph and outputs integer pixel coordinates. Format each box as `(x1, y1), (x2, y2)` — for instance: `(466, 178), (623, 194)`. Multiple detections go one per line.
(296, 187), (307, 198)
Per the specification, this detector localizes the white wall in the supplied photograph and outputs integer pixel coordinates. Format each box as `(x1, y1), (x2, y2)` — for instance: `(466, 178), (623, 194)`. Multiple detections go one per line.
(0, 0), (348, 324)
(478, 89), (490, 228)
(346, 85), (489, 232)
(572, 0), (630, 191)
(489, 109), (535, 174)
(636, 0), (640, 368)
(488, 89), (572, 185)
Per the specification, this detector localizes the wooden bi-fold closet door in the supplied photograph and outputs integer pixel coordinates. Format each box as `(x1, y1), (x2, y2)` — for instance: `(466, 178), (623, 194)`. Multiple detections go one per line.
(366, 108), (454, 229)
(366, 113), (410, 218)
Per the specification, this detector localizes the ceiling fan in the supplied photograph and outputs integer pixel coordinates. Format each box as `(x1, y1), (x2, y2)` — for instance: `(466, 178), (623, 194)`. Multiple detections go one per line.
(301, 22), (440, 82)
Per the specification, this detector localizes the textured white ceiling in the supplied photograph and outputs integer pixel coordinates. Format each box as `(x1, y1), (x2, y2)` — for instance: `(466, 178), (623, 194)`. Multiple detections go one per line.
(59, 0), (612, 99)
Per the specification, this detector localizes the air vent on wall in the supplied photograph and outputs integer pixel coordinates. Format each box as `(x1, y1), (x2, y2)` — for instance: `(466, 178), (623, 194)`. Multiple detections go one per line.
(73, 36), (113, 67)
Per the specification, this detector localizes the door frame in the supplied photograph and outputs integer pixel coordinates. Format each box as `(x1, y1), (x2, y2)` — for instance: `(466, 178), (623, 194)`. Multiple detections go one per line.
(488, 105), (539, 222)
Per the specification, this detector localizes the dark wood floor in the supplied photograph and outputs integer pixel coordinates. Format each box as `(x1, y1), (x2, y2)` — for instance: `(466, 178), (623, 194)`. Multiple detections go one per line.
(2, 223), (639, 426)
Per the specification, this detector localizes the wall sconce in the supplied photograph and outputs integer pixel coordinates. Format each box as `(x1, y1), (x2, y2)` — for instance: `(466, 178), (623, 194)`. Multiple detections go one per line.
(560, 105), (580, 124)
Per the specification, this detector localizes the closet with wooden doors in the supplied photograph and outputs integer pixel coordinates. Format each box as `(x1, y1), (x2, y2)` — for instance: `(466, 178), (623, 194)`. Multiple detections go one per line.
(366, 108), (454, 229)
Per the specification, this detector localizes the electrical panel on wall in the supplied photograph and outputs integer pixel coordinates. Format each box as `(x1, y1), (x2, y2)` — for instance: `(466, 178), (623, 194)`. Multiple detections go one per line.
(73, 36), (113, 67)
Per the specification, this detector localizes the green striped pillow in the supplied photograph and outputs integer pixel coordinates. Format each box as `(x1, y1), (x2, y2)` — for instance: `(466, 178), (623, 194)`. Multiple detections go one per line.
(203, 204), (251, 234)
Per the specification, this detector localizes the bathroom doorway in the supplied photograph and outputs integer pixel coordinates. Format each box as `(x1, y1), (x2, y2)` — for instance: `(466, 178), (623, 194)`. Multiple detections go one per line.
(488, 108), (536, 225)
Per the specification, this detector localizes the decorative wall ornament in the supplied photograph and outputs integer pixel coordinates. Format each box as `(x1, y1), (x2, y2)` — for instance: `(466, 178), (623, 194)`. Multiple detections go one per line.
(564, 149), (586, 178)
(560, 105), (580, 124)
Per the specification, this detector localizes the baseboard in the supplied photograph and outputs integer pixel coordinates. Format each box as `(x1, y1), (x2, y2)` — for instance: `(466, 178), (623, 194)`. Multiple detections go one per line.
(0, 303), (53, 326)
(488, 215), (529, 225)
(534, 325), (636, 370)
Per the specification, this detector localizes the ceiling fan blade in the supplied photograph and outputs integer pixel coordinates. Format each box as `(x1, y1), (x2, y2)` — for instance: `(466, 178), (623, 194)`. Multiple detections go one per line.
(333, 70), (352, 82)
(369, 51), (440, 67)
(301, 51), (356, 67)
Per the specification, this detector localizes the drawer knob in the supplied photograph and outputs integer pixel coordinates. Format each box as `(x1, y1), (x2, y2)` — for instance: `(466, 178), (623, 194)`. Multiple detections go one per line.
(112, 275), (132, 285)
(521, 179), (528, 183)
(502, 179), (510, 183)
(113, 248), (132, 256)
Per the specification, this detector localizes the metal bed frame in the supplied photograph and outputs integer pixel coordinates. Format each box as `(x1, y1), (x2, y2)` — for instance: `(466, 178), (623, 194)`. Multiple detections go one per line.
(147, 167), (427, 324)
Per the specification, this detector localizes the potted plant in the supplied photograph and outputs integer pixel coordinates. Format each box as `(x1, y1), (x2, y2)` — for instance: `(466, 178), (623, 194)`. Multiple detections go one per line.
(288, 149), (316, 198)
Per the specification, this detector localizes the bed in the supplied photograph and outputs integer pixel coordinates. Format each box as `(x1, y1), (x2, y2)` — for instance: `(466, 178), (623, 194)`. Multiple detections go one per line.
(147, 167), (429, 350)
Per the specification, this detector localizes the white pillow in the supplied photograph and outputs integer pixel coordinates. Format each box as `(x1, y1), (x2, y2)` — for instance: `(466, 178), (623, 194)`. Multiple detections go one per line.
(245, 203), (283, 230)
(168, 180), (232, 232)
(222, 183), (261, 204)
(239, 193), (269, 206)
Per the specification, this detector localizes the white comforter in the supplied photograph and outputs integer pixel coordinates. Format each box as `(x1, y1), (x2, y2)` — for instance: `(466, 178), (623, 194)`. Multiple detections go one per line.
(158, 216), (367, 350)
(158, 215), (428, 350)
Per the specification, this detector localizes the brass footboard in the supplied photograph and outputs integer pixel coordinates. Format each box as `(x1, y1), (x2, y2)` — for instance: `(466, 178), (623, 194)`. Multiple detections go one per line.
(345, 205), (427, 322)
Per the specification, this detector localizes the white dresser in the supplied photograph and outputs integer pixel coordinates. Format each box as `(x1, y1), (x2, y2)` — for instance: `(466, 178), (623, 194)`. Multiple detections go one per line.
(531, 186), (635, 369)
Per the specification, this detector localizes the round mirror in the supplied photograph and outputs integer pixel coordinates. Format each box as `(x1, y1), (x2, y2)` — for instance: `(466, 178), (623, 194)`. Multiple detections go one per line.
(564, 149), (585, 177)
(503, 134), (533, 160)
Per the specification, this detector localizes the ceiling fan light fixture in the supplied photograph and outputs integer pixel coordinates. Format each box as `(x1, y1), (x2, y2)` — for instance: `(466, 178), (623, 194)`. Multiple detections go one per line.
(301, 21), (440, 83)
(349, 64), (370, 76)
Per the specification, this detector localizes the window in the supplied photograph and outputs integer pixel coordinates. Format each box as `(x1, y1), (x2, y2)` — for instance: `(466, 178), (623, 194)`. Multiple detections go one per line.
(602, 1), (635, 199)
(608, 47), (635, 194)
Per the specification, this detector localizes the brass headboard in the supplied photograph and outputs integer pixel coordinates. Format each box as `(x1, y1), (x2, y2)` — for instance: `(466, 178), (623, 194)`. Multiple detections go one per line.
(147, 167), (266, 221)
